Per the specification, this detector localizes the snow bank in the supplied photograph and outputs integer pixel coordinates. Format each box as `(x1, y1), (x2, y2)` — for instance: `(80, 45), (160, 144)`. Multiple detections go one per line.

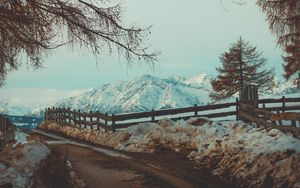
(0, 130), (49, 187)
(39, 121), (131, 148)
(40, 118), (300, 187)
(14, 129), (28, 145)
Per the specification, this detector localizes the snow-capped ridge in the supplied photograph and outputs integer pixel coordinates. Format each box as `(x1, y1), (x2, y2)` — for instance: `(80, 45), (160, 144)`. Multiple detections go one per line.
(54, 73), (299, 114)
(55, 74), (212, 114)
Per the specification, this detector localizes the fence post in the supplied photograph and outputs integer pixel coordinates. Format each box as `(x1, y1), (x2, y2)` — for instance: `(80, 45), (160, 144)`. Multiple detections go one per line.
(271, 112), (276, 125)
(56, 107), (59, 122)
(253, 86), (258, 108)
(83, 114), (87, 129)
(61, 108), (64, 123)
(282, 96), (286, 112)
(44, 108), (47, 121)
(61, 107), (63, 123)
(111, 114), (116, 133)
(1, 117), (3, 132)
(78, 110), (81, 128)
(96, 111), (100, 130)
(47, 108), (50, 121)
(73, 110), (77, 126)
(236, 98), (239, 120)
(3, 117), (6, 132)
(5, 118), (9, 131)
(59, 108), (62, 123)
(105, 113), (108, 126)
(67, 107), (71, 123)
(104, 113), (108, 132)
(51, 107), (54, 122)
(194, 104), (198, 117)
(89, 111), (93, 130)
(60, 108), (63, 123)
(291, 120), (296, 127)
(52, 107), (55, 122)
(276, 110), (283, 125)
(151, 109), (155, 122)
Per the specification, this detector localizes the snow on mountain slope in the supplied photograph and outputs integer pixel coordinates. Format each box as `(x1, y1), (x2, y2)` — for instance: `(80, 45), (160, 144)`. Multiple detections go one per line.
(3, 73), (298, 116)
(169, 73), (212, 91)
(55, 74), (212, 114)
(55, 73), (299, 114)
(264, 77), (299, 96)
(0, 100), (44, 118)
(185, 73), (213, 91)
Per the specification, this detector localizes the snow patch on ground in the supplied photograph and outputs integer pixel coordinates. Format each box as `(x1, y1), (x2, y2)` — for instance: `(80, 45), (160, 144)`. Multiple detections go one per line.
(39, 121), (131, 149)
(39, 119), (300, 155)
(14, 129), (28, 145)
(40, 118), (300, 187)
(0, 130), (49, 187)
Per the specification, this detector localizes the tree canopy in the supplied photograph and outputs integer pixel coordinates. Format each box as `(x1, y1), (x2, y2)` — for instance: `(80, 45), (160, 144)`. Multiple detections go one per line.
(257, 0), (300, 82)
(0, 0), (159, 86)
(210, 37), (275, 100)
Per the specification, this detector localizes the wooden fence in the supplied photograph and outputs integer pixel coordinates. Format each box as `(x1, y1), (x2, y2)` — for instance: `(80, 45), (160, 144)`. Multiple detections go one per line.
(45, 96), (300, 133)
(239, 97), (300, 136)
(45, 100), (239, 132)
(258, 96), (300, 112)
(0, 115), (15, 150)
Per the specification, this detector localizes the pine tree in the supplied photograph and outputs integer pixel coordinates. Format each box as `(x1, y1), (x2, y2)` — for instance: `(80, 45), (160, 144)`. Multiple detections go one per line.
(210, 37), (275, 100)
(257, 0), (300, 85)
(283, 41), (300, 89)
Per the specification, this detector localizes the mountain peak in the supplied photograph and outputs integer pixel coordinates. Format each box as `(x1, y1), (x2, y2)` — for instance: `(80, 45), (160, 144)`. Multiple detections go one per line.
(55, 74), (212, 114)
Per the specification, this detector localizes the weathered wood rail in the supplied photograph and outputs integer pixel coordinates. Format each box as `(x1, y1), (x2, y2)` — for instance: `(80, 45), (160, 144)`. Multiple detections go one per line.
(239, 97), (300, 136)
(45, 101), (239, 132)
(45, 96), (300, 133)
(0, 115), (15, 150)
(259, 96), (300, 112)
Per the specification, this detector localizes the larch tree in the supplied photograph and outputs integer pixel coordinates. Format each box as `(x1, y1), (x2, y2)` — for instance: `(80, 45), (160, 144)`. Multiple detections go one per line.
(0, 0), (160, 86)
(210, 37), (275, 100)
(257, 0), (300, 88)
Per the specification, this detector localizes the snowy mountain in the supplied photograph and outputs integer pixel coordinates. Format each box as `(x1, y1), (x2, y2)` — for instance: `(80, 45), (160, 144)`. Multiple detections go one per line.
(55, 74), (213, 114)
(170, 73), (213, 91)
(4, 105), (32, 116)
(24, 108), (45, 118)
(0, 100), (44, 117)
(266, 78), (299, 96)
(2, 73), (298, 117)
(55, 73), (299, 114)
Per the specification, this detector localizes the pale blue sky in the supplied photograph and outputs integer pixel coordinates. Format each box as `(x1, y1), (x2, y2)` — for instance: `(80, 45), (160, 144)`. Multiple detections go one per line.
(1, 0), (285, 107)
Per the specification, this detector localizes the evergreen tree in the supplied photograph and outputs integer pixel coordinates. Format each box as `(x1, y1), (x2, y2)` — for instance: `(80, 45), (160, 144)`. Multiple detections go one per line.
(257, 0), (300, 86)
(283, 42), (300, 89)
(210, 37), (275, 100)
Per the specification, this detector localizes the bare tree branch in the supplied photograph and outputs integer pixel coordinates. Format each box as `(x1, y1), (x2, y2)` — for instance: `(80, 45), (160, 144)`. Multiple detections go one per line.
(0, 0), (160, 86)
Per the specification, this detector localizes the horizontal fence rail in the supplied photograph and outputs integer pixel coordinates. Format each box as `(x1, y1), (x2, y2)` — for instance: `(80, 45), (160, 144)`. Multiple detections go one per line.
(239, 97), (300, 136)
(45, 101), (239, 132)
(45, 96), (300, 133)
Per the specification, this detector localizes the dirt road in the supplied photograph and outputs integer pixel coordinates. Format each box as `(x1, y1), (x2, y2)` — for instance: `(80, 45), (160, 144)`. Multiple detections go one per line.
(25, 129), (237, 188)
